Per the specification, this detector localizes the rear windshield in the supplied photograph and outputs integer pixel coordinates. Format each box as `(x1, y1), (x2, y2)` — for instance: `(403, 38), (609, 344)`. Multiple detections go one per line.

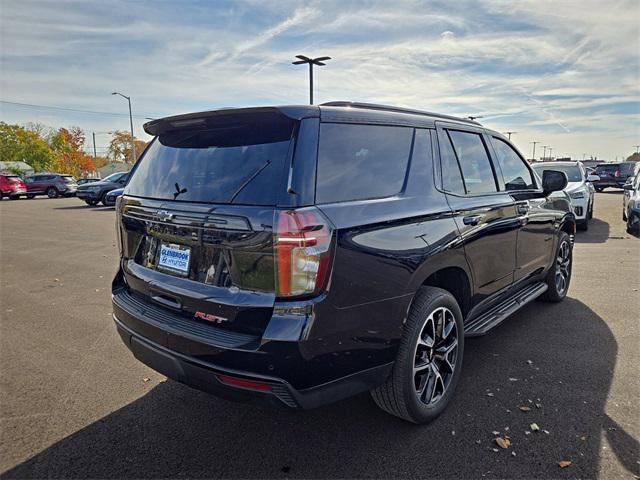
(532, 164), (582, 182)
(595, 164), (619, 172)
(126, 114), (296, 205)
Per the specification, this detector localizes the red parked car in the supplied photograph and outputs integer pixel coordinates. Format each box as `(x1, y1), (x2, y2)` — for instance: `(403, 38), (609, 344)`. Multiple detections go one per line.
(0, 173), (27, 200)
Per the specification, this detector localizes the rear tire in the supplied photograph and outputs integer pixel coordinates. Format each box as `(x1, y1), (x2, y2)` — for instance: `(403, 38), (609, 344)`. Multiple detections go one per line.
(541, 232), (572, 302)
(85, 199), (99, 206)
(100, 191), (109, 206)
(26, 194), (35, 199)
(371, 286), (464, 424)
(46, 187), (58, 199)
(9, 195), (19, 200)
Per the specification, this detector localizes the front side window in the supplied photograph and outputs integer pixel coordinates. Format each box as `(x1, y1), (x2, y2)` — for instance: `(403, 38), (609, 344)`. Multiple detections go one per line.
(447, 130), (497, 194)
(316, 123), (413, 203)
(491, 137), (535, 190)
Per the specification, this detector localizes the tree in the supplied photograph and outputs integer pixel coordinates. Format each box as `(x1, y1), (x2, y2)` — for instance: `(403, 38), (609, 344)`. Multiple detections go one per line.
(49, 127), (96, 178)
(0, 122), (55, 171)
(108, 130), (147, 163)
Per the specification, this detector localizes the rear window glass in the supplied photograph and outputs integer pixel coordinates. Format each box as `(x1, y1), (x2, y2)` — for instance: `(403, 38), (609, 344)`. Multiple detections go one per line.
(126, 114), (296, 205)
(532, 164), (582, 182)
(316, 123), (413, 203)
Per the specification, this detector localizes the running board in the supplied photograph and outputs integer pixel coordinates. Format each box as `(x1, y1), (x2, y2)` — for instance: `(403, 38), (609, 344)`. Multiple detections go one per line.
(464, 282), (548, 337)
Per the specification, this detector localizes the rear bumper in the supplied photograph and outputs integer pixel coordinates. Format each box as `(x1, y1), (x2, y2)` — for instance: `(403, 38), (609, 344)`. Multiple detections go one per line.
(77, 191), (99, 200)
(114, 314), (392, 409)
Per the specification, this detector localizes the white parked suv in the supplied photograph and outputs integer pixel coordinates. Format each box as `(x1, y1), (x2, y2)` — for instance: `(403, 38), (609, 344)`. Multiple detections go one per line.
(532, 161), (599, 231)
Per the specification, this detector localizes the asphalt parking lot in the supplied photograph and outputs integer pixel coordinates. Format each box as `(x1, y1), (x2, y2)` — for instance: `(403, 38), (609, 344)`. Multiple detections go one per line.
(1, 192), (638, 479)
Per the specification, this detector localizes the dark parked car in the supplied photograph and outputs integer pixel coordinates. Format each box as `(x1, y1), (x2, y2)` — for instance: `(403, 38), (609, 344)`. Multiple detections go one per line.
(0, 173), (27, 199)
(112, 102), (575, 423)
(593, 162), (639, 191)
(77, 178), (101, 186)
(103, 187), (124, 207)
(25, 173), (77, 198)
(76, 171), (128, 206)
(623, 175), (639, 234)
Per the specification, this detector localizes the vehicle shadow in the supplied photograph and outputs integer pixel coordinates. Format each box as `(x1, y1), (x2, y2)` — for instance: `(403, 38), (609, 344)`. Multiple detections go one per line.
(574, 217), (610, 244)
(53, 205), (101, 210)
(3, 299), (637, 479)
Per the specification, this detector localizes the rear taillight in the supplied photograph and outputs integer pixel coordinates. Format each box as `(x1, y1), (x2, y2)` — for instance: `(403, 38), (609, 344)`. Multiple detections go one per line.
(275, 208), (334, 298)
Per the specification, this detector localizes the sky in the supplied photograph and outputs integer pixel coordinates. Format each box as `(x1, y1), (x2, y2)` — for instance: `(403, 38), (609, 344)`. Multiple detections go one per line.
(1, 0), (639, 160)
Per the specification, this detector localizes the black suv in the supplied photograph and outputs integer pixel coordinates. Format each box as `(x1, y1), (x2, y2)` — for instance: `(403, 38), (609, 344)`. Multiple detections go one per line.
(593, 162), (639, 191)
(112, 102), (575, 423)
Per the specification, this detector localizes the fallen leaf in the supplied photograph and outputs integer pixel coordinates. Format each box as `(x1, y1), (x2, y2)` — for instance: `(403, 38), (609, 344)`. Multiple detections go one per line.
(519, 406), (531, 412)
(526, 360), (533, 365)
(580, 436), (587, 441)
(451, 430), (455, 436)
(543, 429), (550, 435)
(508, 378), (519, 382)
(95, 289), (100, 292)
(511, 451), (517, 457)
(492, 448), (499, 452)
(530, 423), (540, 431)
(492, 431), (500, 435)
(143, 377), (150, 383)
(476, 440), (482, 444)
(54, 278), (60, 282)
(495, 436), (511, 449)
(558, 460), (572, 468)
(535, 403), (542, 409)
(487, 392), (495, 397)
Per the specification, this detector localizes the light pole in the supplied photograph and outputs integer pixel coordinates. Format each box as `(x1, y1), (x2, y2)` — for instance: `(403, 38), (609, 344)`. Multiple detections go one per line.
(111, 92), (136, 162)
(503, 131), (517, 140)
(634, 145), (640, 154)
(292, 55), (331, 105)
(530, 141), (539, 161)
(542, 145), (548, 161)
(548, 147), (553, 159)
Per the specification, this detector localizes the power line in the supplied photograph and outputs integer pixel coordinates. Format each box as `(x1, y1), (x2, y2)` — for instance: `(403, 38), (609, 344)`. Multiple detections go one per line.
(0, 100), (163, 119)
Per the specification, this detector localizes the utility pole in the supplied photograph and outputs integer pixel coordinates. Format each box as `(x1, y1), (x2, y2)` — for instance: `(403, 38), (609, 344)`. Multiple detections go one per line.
(634, 145), (640, 154)
(112, 92), (137, 162)
(503, 131), (517, 140)
(542, 145), (548, 161)
(530, 141), (539, 161)
(548, 147), (553, 159)
(582, 153), (586, 160)
(292, 55), (331, 105)
(92, 132), (97, 160)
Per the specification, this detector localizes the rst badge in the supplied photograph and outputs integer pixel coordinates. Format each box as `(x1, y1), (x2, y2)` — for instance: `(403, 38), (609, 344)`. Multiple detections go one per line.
(194, 311), (228, 324)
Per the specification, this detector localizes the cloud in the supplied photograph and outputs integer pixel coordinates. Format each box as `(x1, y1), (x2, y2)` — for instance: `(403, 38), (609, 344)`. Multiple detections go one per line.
(0, 0), (638, 160)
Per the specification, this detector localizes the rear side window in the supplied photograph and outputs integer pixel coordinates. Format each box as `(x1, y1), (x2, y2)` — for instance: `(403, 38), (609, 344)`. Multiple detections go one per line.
(491, 137), (535, 190)
(316, 123), (413, 203)
(448, 130), (497, 194)
(126, 113), (296, 205)
(439, 132), (465, 194)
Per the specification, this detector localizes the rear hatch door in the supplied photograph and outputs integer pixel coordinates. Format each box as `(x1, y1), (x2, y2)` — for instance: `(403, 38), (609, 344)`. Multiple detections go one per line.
(118, 110), (298, 337)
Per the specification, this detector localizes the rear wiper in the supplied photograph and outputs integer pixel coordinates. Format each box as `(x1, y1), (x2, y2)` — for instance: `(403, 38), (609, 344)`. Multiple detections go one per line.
(229, 160), (271, 203)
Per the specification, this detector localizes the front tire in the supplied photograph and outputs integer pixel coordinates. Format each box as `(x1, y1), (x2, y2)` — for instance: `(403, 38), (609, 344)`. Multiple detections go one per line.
(541, 231), (572, 302)
(85, 199), (99, 206)
(371, 287), (464, 424)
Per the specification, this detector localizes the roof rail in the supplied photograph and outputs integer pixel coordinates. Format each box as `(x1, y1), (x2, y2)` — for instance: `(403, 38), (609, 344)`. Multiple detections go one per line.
(320, 101), (480, 125)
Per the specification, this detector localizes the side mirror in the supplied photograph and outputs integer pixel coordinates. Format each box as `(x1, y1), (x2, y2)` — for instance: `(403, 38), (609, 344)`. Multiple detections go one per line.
(542, 170), (568, 195)
(587, 174), (600, 182)
(623, 183), (634, 191)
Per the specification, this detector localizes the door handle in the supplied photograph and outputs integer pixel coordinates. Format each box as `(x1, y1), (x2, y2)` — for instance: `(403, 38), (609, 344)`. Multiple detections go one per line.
(516, 203), (530, 215)
(462, 215), (482, 226)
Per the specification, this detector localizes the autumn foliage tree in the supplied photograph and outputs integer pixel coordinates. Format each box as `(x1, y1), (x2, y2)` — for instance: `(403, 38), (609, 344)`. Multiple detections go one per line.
(108, 130), (147, 164)
(49, 127), (96, 177)
(0, 122), (55, 171)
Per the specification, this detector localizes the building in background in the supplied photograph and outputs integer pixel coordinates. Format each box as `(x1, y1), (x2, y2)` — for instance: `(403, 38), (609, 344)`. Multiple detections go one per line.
(0, 161), (35, 177)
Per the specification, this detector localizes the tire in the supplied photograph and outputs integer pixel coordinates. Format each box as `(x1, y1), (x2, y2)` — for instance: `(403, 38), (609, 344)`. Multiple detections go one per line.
(540, 231), (572, 303)
(595, 186), (604, 192)
(9, 195), (19, 200)
(26, 194), (35, 199)
(46, 187), (58, 199)
(100, 191), (110, 206)
(85, 199), (99, 206)
(371, 286), (464, 424)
